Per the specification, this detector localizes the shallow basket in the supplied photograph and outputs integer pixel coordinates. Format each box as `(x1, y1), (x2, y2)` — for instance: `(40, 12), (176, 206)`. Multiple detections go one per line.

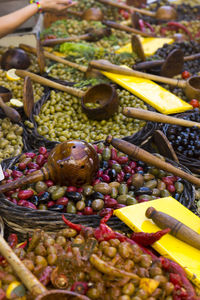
(0, 141), (195, 239)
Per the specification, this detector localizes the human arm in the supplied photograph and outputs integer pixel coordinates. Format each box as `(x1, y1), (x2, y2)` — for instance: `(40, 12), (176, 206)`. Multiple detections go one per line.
(0, 0), (76, 38)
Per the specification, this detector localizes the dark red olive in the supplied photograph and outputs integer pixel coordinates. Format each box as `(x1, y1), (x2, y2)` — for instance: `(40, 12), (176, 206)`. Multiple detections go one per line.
(1, 48), (30, 70)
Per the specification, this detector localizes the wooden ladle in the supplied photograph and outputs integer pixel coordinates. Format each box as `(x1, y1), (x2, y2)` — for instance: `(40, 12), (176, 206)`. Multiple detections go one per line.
(122, 107), (200, 128)
(0, 140), (100, 193)
(41, 27), (111, 47)
(134, 51), (200, 72)
(105, 135), (200, 186)
(0, 234), (90, 300)
(102, 20), (156, 37)
(146, 207), (200, 250)
(89, 59), (200, 100)
(0, 96), (21, 123)
(15, 69), (119, 121)
(0, 86), (12, 102)
(97, 0), (177, 21)
(67, 7), (103, 21)
(19, 43), (101, 79)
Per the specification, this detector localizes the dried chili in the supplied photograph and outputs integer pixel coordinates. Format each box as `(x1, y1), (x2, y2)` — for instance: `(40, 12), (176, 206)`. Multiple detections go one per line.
(62, 215), (82, 232)
(138, 19), (146, 32)
(166, 22), (193, 40)
(7, 234), (18, 249)
(130, 228), (171, 246)
(94, 210), (116, 242)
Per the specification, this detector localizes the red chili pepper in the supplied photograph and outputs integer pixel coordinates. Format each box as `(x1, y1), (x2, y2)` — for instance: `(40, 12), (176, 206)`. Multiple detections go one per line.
(182, 70), (191, 79)
(190, 99), (199, 108)
(143, 21), (155, 33)
(166, 22), (193, 40)
(8, 233), (18, 249)
(170, 273), (182, 286)
(62, 215), (83, 232)
(130, 228), (170, 246)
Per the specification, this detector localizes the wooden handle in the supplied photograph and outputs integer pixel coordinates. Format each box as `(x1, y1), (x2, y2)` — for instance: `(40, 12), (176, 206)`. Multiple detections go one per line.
(123, 107), (200, 128)
(23, 76), (34, 118)
(41, 34), (90, 46)
(15, 69), (85, 98)
(106, 135), (200, 186)
(19, 44), (87, 73)
(36, 34), (46, 74)
(97, 0), (155, 17)
(102, 20), (155, 37)
(0, 235), (47, 296)
(0, 97), (21, 123)
(0, 169), (47, 193)
(146, 207), (200, 250)
(67, 9), (83, 17)
(89, 60), (186, 88)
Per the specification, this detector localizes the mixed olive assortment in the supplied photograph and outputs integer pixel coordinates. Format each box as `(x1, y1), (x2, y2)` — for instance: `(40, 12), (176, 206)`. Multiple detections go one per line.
(0, 118), (23, 162)
(35, 89), (147, 143)
(2, 142), (185, 214)
(0, 226), (191, 300)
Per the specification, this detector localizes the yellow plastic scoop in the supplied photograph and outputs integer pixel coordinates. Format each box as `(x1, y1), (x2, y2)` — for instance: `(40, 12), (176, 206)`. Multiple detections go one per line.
(114, 197), (200, 288)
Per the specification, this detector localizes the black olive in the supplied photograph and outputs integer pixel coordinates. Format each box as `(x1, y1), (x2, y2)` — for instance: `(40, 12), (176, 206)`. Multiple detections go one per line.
(129, 185), (136, 192)
(108, 169), (117, 181)
(65, 192), (82, 202)
(38, 192), (50, 203)
(177, 146), (183, 152)
(85, 199), (92, 207)
(48, 205), (64, 211)
(29, 195), (39, 206)
(90, 192), (104, 200)
(124, 173), (131, 180)
(135, 187), (152, 196)
(101, 160), (109, 170)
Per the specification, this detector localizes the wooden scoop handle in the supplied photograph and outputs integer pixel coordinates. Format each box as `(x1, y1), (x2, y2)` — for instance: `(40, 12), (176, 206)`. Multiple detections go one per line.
(106, 135), (200, 186)
(89, 59), (186, 88)
(146, 207), (200, 250)
(41, 33), (90, 46)
(19, 44), (87, 73)
(0, 234), (46, 296)
(123, 107), (200, 128)
(15, 69), (85, 98)
(97, 0), (155, 17)
(67, 9), (83, 17)
(0, 97), (21, 123)
(134, 52), (200, 70)
(102, 20), (155, 37)
(0, 169), (47, 193)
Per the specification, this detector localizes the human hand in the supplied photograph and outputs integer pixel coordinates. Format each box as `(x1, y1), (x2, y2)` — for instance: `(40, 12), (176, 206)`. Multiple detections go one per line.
(40, 0), (77, 13)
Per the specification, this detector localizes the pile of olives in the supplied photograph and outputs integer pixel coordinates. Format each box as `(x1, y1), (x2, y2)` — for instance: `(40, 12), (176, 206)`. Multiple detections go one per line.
(34, 88), (147, 143)
(0, 118), (23, 161)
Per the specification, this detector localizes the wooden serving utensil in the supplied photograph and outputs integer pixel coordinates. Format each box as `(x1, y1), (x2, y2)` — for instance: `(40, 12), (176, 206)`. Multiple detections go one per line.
(0, 86), (12, 102)
(0, 96), (21, 123)
(146, 207), (200, 250)
(134, 51), (200, 71)
(19, 43), (101, 79)
(41, 27), (111, 47)
(122, 107), (200, 128)
(16, 69), (119, 121)
(23, 76), (34, 118)
(89, 59), (200, 100)
(105, 135), (200, 186)
(0, 140), (100, 193)
(67, 7), (103, 21)
(102, 20), (156, 37)
(97, 0), (177, 21)
(0, 234), (90, 300)
(131, 34), (146, 61)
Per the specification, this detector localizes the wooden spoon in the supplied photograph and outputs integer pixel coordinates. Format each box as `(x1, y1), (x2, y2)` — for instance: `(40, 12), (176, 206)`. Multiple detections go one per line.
(0, 234), (90, 300)
(134, 51), (200, 71)
(23, 76), (34, 118)
(0, 96), (21, 123)
(131, 34), (146, 61)
(36, 32), (46, 75)
(122, 107), (200, 128)
(89, 59), (200, 100)
(19, 43), (101, 79)
(0, 86), (12, 102)
(160, 49), (184, 77)
(146, 207), (200, 250)
(102, 20), (156, 37)
(97, 0), (177, 20)
(41, 27), (111, 47)
(67, 7), (103, 21)
(15, 69), (119, 121)
(105, 135), (200, 186)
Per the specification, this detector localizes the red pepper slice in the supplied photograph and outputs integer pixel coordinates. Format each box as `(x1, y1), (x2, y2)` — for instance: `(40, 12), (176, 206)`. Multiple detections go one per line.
(131, 228), (171, 246)
(166, 22), (193, 40)
(62, 215), (83, 232)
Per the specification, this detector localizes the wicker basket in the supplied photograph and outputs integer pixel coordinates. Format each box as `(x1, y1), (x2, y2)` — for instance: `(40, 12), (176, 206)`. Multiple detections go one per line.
(0, 141), (195, 239)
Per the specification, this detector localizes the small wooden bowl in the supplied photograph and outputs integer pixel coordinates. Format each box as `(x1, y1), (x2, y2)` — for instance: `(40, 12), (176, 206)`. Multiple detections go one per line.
(35, 290), (91, 300)
(81, 83), (119, 120)
(0, 86), (12, 102)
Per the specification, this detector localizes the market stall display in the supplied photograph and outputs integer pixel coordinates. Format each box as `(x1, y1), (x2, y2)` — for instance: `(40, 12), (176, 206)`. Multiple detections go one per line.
(0, 0), (200, 298)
